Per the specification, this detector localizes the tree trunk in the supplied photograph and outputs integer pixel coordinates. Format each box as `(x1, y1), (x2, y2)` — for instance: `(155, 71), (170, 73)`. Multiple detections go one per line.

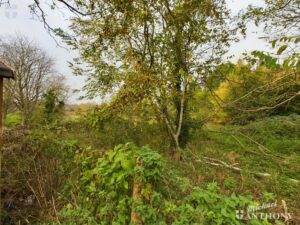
(173, 26), (190, 151)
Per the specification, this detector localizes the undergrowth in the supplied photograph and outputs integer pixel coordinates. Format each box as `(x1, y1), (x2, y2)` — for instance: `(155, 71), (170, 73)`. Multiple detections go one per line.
(57, 143), (268, 225)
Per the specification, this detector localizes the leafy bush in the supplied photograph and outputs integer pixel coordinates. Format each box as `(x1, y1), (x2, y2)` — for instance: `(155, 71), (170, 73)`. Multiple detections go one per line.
(85, 105), (170, 149)
(58, 143), (267, 225)
(59, 143), (164, 224)
(4, 113), (22, 127)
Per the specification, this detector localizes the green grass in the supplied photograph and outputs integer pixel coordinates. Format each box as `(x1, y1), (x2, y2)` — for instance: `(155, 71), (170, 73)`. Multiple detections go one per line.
(180, 115), (300, 216)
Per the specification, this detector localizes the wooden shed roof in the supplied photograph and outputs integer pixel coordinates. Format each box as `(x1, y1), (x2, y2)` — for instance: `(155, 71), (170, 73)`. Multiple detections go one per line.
(0, 61), (14, 79)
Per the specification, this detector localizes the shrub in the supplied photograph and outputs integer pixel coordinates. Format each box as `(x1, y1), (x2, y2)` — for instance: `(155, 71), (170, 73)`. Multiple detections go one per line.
(4, 113), (22, 127)
(0, 127), (79, 224)
(58, 143), (268, 225)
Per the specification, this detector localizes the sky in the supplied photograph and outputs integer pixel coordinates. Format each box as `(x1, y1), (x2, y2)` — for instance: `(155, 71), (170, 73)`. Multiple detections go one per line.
(0, 0), (267, 104)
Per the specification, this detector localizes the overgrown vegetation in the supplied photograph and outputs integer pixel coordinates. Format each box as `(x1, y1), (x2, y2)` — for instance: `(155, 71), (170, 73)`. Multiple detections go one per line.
(0, 0), (299, 224)
(2, 111), (299, 224)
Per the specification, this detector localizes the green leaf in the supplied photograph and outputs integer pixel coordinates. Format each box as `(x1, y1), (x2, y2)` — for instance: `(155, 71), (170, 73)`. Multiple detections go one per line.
(277, 45), (288, 55)
(120, 159), (134, 170)
(283, 58), (291, 69)
(221, 208), (229, 217)
(107, 151), (116, 161)
(123, 181), (128, 189)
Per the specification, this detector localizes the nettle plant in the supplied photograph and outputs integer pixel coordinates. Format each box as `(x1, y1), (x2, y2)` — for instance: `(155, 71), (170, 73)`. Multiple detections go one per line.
(59, 143), (269, 225)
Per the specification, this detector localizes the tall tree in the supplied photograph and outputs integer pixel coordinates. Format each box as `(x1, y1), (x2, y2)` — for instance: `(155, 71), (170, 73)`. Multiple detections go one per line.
(49, 0), (238, 152)
(0, 35), (55, 126)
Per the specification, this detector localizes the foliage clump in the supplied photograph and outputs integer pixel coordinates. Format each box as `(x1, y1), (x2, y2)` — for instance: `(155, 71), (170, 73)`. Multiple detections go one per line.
(58, 143), (266, 225)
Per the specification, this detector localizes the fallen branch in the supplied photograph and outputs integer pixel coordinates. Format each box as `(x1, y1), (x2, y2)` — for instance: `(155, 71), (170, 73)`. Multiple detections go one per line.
(203, 157), (241, 173)
(197, 157), (299, 183)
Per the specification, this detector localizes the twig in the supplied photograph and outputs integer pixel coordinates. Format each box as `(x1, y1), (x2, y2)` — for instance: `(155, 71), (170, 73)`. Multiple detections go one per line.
(52, 196), (61, 225)
(26, 181), (42, 208)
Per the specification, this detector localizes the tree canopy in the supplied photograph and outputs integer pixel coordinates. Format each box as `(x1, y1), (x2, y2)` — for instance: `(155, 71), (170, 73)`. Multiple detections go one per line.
(53, 0), (240, 150)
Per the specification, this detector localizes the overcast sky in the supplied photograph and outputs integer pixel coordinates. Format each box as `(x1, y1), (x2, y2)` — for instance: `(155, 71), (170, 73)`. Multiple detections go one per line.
(0, 0), (267, 104)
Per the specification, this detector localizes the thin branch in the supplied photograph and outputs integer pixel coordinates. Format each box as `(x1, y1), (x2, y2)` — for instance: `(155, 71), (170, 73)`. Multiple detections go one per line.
(233, 91), (300, 112)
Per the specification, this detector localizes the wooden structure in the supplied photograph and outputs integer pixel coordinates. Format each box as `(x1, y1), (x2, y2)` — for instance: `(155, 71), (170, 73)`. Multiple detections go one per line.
(0, 61), (14, 132)
(0, 61), (14, 205)
(0, 62), (15, 79)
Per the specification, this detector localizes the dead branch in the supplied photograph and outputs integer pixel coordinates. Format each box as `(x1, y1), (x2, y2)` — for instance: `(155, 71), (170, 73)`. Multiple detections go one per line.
(197, 157), (299, 183)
